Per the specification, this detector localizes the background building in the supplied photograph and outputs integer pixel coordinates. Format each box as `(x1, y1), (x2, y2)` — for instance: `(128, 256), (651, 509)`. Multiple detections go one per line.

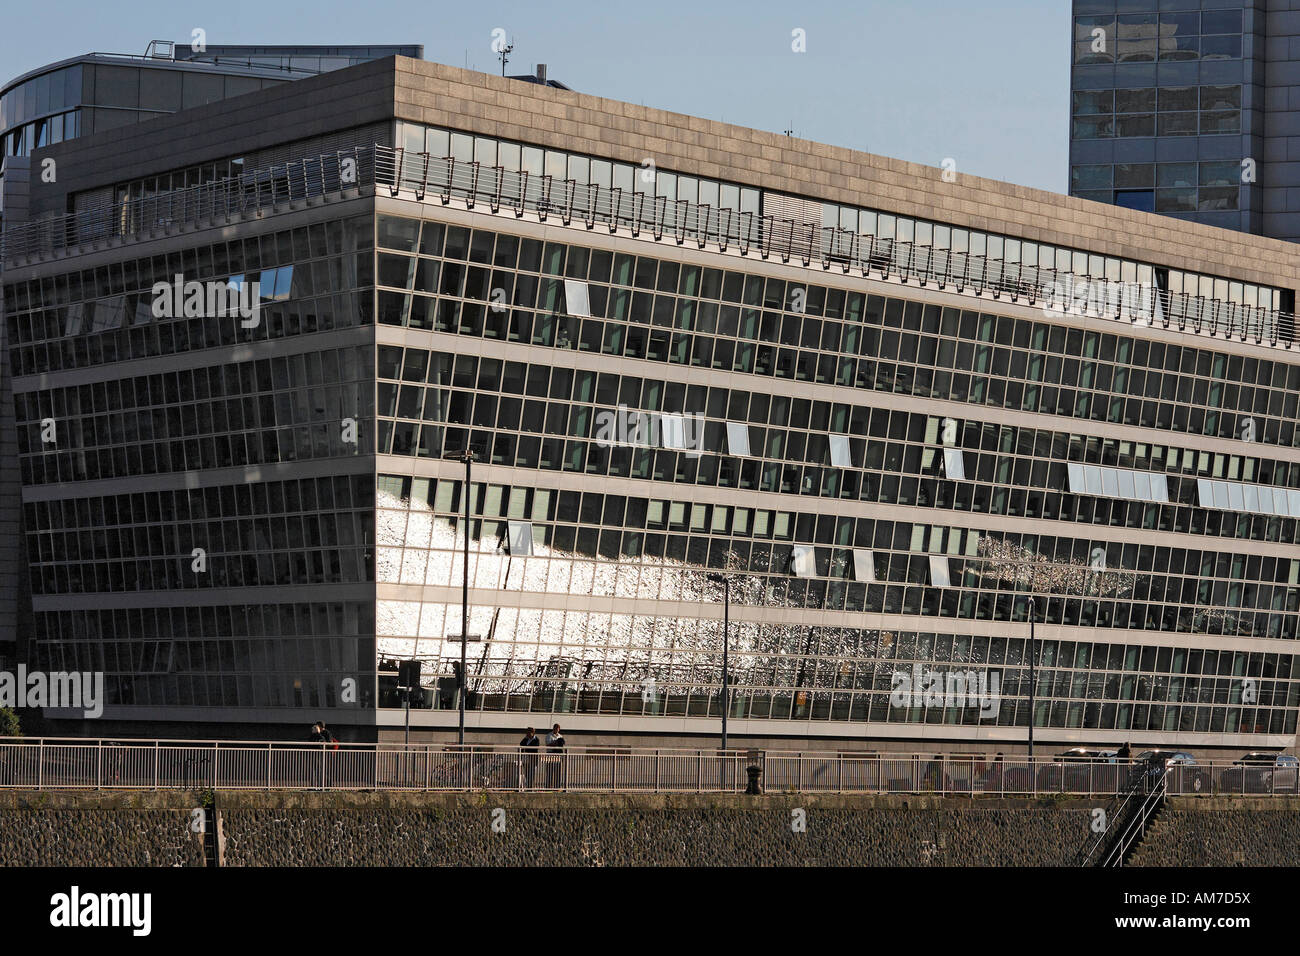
(1069, 0), (1300, 243)
(0, 42), (421, 233)
(2, 48), (1300, 752)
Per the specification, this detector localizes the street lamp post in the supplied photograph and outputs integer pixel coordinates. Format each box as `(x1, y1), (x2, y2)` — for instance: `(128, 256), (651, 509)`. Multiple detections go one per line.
(705, 566), (736, 753)
(1028, 596), (1037, 762)
(445, 448), (475, 747)
(722, 574), (730, 751)
(404, 686), (411, 746)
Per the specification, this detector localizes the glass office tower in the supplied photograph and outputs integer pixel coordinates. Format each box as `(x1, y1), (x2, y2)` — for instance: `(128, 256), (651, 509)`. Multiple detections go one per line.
(2, 52), (1299, 750)
(1069, 1), (1300, 244)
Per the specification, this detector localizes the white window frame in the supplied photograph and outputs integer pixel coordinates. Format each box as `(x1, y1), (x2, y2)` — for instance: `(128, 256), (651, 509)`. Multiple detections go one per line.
(853, 549), (877, 583)
(929, 555), (951, 588)
(563, 279), (591, 317)
(829, 434), (852, 468)
(726, 421), (751, 457)
(506, 520), (534, 556)
(942, 447), (966, 481)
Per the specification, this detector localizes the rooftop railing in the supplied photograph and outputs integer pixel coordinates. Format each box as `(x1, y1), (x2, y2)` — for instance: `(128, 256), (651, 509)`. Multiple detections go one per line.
(83, 50), (332, 75)
(2, 142), (1295, 352)
(0, 144), (378, 265)
(0, 738), (1295, 796)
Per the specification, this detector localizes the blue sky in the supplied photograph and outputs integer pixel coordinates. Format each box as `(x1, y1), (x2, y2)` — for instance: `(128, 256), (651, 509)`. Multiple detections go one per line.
(1, 0), (1070, 193)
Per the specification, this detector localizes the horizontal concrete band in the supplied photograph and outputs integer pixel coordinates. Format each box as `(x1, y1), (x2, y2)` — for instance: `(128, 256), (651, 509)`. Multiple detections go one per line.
(373, 708), (1292, 752)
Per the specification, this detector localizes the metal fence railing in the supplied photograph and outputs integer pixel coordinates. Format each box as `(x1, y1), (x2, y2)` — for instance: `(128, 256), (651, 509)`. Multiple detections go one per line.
(0, 738), (1297, 796)
(0, 145), (377, 265)
(371, 146), (1294, 349)
(2, 141), (1295, 352)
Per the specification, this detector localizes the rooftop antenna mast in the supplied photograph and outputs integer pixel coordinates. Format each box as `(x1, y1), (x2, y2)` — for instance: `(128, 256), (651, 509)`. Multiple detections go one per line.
(498, 38), (514, 76)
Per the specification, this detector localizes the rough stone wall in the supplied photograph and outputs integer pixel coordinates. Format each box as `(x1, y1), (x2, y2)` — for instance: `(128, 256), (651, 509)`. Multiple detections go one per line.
(3, 792), (1299, 867)
(221, 805), (1090, 867)
(0, 792), (206, 867)
(0, 810), (205, 867)
(1128, 798), (1300, 867)
(213, 791), (1103, 867)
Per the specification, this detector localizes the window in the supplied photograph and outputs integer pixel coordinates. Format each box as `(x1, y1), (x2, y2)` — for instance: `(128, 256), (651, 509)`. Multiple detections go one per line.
(1072, 116), (1114, 140)
(1073, 91), (1113, 115)
(1158, 112), (1199, 137)
(1157, 164), (1196, 189)
(1197, 479), (1300, 518)
(1068, 466), (1169, 503)
(1201, 85), (1241, 111)
(853, 550), (877, 583)
(1115, 190), (1154, 212)
(1076, 11), (1240, 65)
(829, 434), (852, 468)
(1074, 16), (1114, 64)
(563, 279), (590, 317)
(1076, 84), (1242, 141)
(506, 520), (534, 555)
(1072, 165), (1112, 191)
(943, 448), (966, 481)
(1117, 14), (1157, 62)
(726, 422), (751, 457)
(660, 414), (689, 451)
(792, 545), (816, 578)
(1199, 162), (1239, 187)
(928, 555), (951, 588)
(1159, 13), (1199, 60)
(1115, 113), (1154, 137)
(1116, 89), (1156, 114)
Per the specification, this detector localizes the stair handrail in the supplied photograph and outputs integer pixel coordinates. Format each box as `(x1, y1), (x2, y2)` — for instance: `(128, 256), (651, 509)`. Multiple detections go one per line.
(1102, 772), (1167, 867)
(1075, 762), (1146, 866)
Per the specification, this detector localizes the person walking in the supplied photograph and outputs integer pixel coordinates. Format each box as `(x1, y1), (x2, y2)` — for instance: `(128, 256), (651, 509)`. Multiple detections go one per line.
(545, 723), (566, 788)
(308, 721), (338, 787)
(520, 727), (540, 789)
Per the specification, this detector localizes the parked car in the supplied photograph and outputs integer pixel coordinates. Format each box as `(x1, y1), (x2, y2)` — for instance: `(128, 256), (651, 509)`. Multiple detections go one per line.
(1134, 749), (1208, 793)
(1219, 752), (1300, 794)
(1026, 749), (1110, 791)
(1056, 748), (1121, 792)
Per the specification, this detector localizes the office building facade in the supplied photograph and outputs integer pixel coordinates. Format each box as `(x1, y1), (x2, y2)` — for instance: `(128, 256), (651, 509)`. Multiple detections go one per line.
(1070, 0), (1300, 244)
(3, 53), (1300, 750)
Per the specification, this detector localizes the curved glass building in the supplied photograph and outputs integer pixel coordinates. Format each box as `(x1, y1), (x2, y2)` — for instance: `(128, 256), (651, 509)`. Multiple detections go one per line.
(0, 42), (421, 231)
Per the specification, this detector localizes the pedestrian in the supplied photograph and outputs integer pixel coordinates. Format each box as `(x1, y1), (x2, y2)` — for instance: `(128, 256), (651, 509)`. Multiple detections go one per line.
(1117, 741), (1131, 760)
(545, 723), (566, 788)
(308, 721), (337, 788)
(520, 727), (540, 789)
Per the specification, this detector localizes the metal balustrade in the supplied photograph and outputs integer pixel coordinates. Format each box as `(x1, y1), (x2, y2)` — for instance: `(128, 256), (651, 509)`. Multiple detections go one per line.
(1100, 773), (1168, 867)
(1, 142), (1294, 350)
(0, 146), (377, 264)
(0, 738), (1295, 796)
